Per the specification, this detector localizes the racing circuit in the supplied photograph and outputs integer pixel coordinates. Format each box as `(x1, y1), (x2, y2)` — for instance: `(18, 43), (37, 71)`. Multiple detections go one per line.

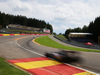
(0, 34), (100, 75)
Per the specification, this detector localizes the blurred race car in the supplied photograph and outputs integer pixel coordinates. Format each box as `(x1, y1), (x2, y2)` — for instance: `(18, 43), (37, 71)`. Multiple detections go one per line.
(45, 50), (81, 63)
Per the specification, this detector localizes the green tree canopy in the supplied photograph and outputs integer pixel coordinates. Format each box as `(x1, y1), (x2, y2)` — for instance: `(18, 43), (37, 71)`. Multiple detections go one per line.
(88, 16), (100, 41)
(0, 11), (53, 33)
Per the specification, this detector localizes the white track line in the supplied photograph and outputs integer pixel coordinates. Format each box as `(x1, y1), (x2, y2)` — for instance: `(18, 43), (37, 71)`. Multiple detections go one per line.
(15, 37), (99, 75)
(65, 63), (99, 75)
(15, 40), (45, 57)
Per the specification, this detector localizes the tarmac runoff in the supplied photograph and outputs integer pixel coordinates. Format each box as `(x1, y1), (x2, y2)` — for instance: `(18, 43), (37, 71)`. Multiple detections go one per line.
(9, 36), (98, 75)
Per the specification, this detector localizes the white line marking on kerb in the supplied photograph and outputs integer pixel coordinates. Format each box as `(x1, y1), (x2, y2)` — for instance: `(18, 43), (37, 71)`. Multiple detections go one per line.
(65, 63), (99, 75)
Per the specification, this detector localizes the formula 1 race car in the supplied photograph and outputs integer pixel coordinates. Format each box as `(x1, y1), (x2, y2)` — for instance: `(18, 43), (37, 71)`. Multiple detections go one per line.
(45, 50), (81, 63)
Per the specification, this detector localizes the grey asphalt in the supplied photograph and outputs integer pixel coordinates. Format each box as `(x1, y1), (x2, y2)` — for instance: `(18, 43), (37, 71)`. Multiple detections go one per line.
(0, 35), (36, 59)
(49, 36), (100, 73)
(0, 35), (59, 59)
(0, 35), (100, 73)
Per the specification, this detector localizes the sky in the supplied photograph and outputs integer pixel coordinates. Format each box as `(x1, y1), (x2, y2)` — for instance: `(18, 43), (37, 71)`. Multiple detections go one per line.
(0, 0), (100, 34)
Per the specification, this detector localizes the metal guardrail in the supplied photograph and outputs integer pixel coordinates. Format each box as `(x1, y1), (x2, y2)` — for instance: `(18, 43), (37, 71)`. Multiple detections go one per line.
(54, 36), (100, 50)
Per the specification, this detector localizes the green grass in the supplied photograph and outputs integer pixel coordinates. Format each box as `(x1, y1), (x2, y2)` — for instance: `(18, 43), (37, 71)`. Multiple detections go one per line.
(55, 35), (67, 40)
(35, 36), (100, 52)
(0, 57), (30, 75)
(4, 29), (41, 34)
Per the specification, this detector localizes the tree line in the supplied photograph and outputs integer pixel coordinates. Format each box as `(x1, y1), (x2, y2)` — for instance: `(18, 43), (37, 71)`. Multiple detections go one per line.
(0, 11), (53, 33)
(65, 16), (100, 42)
(65, 25), (88, 38)
(88, 16), (100, 41)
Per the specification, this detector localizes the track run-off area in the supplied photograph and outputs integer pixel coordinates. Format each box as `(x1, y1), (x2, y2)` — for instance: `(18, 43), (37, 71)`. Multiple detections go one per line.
(0, 34), (100, 75)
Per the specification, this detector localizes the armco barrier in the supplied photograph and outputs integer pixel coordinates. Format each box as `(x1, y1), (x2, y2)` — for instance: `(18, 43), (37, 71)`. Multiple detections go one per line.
(0, 34), (50, 36)
(54, 36), (100, 50)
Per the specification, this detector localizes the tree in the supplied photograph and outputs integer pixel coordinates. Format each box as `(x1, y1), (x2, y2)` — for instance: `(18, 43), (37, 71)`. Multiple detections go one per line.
(0, 11), (53, 32)
(82, 25), (88, 32)
(88, 21), (94, 33)
(53, 32), (57, 35)
(65, 28), (73, 39)
(73, 27), (82, 32)
(46, 24), (53, 34)
(59, 33), (62, 35)
(0, 13), (6, 28)
(88, 16), (100, 42)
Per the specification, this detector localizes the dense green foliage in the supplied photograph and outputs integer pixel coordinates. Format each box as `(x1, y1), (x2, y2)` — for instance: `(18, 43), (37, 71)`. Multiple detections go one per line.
(0, 57), (29, 75)
(65, 16), (100, 42)
(46, 23), (53, 33)
(0, 11), (53, 33)
(88, 16), (100, 41)
(65, 25), (88, 38)
(35, 36), (100, 52)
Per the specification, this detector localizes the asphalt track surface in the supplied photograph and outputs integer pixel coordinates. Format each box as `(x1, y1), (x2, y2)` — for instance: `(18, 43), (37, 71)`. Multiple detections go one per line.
(0, 35), (100, 74)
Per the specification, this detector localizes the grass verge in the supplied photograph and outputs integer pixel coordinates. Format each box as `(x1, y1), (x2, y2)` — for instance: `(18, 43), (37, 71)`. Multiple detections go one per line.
(55, 35), (67, 40)
(4, 29), (41, 34)
(35, 36), (100, 52)
(0, 57), (30, 75)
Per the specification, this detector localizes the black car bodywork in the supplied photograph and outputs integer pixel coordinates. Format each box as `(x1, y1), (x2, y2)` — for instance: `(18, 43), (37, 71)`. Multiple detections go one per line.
(45, 50), (81, 63)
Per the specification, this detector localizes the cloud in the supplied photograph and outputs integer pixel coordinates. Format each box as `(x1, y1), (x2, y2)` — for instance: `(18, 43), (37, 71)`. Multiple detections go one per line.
(0, 0), (100, 33)
(0, 0), (8, 2)
(12, 6), (29, 12)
